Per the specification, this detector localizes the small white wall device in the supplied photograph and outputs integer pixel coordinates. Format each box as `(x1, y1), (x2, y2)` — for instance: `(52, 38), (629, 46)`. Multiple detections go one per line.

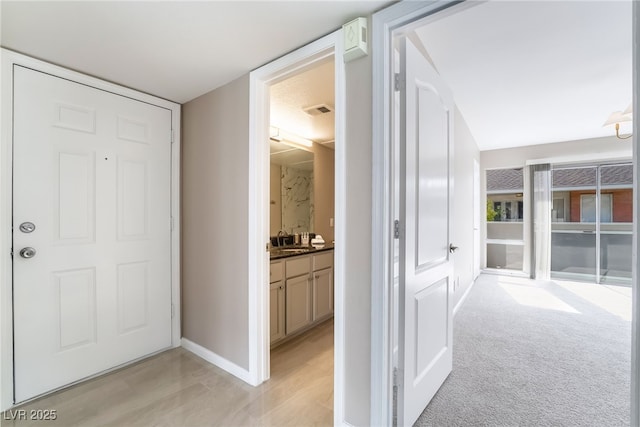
(343, 17), (368, 62)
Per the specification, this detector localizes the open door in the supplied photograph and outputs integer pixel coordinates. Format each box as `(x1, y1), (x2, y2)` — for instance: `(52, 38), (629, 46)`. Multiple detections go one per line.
(396, 36), (455, 426)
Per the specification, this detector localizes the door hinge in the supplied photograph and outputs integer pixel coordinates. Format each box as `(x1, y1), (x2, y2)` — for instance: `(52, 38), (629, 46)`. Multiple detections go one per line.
(393, 367), (399, 387)
(394, 219), (400, 239)
(170, 129), (175, 144)
(394, 73), (405, 91)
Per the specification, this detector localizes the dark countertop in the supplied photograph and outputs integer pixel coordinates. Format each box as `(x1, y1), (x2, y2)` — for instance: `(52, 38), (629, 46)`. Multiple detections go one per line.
(269, 244), (334, 260)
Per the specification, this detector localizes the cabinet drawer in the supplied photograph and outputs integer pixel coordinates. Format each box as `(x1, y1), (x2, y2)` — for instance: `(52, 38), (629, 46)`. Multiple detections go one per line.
(286, 255), (310, 278)
(313, 251), (333, 271)
(270, 261), (283, 283)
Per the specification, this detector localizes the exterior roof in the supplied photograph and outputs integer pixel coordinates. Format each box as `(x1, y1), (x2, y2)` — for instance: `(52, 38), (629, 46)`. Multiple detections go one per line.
(553, 165), (633, 188)
(487, 168), (523, 192)
(488, 165), (633, 193)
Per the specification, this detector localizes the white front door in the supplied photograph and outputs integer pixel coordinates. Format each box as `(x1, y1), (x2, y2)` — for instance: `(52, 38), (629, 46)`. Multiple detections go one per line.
(12, 66), (173, 402)
(397, 37), (454, 426)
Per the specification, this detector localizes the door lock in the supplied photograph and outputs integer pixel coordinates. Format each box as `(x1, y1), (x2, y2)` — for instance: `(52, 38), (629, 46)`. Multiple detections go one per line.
(19, 247), (36, 259)
(19, 222), (36, 233)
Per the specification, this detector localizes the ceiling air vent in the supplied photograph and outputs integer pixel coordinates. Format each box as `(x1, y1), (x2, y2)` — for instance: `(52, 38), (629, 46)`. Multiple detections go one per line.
(302, 103), (333, 116)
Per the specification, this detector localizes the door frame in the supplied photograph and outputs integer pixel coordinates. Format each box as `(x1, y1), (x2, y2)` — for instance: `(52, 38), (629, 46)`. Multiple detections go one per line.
(247, 30), (347, 423)
(372, 1), (638, 425)
(0, 49), (182, 411)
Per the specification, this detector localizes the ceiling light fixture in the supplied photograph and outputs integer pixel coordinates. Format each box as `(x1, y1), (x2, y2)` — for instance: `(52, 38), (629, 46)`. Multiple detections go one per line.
(603, 103), (633, 140)
(269, 126), (313, 148)
(269, 126), (283, 142)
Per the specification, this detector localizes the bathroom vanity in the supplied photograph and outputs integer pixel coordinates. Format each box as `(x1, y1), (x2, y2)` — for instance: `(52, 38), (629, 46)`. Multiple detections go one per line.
(269, 246), (334, 346)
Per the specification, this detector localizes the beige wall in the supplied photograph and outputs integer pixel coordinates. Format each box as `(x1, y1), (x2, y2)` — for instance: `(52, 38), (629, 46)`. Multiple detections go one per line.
(180, 49), (370, 425)
(343, 34), (373, 426)
(313, 143), (335, 243)
(481, 135), (632, 170)
(269, 164), (282, 235)
(181, 74), (250, 369)
(452, 107), (481, 307)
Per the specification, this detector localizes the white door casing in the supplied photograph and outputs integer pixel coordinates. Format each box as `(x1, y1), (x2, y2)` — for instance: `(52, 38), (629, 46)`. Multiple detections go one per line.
(248, 30), (347, 425)
(397, 37), (454, 426)
(12, 66), (173, 402)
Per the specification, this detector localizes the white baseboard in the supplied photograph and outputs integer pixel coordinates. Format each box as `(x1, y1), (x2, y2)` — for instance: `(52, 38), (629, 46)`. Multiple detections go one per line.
(181, 338), (254, 385)
(453, 277), (477, 316)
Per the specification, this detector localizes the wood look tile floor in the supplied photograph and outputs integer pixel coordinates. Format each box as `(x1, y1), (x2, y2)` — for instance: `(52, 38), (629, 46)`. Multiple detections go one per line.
(1, 319), (334, 427)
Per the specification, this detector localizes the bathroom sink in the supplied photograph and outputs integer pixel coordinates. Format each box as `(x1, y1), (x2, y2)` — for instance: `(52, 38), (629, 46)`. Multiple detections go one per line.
(279, 248), (309, 253)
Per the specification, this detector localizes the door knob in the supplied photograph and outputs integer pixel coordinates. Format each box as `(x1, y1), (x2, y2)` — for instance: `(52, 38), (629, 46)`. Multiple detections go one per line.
(19, 247), (36, 259)
(449, 244), (459, 254)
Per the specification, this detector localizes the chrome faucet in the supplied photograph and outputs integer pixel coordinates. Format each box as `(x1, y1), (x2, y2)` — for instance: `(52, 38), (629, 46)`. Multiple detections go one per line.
(277, 230), (289, 247)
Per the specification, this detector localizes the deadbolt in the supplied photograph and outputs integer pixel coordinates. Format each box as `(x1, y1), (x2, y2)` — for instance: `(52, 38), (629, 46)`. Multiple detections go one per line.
(19, 247), (36, 259)
(19, 222), (36, 233)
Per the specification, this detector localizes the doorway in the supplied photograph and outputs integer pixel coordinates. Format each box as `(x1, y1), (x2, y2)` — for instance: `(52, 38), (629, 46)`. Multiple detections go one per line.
(372, 0), (637, 425)
(247, 30), (346, 423)
(267, 57), (335, 362)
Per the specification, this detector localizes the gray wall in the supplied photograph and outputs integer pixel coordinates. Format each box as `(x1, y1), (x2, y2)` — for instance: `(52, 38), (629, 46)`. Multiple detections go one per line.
(452, 107), (481, 307)
(181, 74), (250, 369)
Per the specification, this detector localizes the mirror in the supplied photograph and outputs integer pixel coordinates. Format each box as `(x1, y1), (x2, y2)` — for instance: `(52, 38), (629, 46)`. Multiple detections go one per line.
(270, 140), (314, 235)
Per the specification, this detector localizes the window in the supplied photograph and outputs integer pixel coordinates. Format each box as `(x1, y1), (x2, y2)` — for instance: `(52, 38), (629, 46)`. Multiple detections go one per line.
(580, 194), (612, 223)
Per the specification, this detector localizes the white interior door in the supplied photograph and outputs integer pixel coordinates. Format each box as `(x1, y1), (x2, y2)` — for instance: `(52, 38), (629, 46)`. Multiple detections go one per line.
(473, 159), (481, 278)
(13, 66), (173, 402)
(397, 37), (454, 426)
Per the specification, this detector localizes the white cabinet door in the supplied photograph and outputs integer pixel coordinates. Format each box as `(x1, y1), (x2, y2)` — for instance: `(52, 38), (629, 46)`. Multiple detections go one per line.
(285, 274), (312, 335)
(269, 281), (286, 344)
(397, 37), (454, 426)
(13, 66), (173, 402)
(313, 267), (333, 321)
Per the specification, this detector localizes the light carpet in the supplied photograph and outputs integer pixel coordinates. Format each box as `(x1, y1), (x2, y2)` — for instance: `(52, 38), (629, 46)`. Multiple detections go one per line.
(415, 273), (631, 426)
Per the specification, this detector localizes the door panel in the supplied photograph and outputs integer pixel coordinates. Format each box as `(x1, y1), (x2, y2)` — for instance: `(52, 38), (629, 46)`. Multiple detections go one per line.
(414, 278), (449, 379)
(56, 268), (97, 350)
(313, 267), (333, 321)
(56, 152), (96, 243)
(285, 274), (312, 334)
(398, 37), (454, 426)
(415, 83), (450, 268)
(13, 66), (172, 402)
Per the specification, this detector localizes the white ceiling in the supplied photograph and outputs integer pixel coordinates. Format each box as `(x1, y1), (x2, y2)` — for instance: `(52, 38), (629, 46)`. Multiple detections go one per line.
(1, 1), (632, 151)
(414, 0), (633, 151)
(269, 58), (335, 170)
(270, 57), (335, 144)
(1, 1), (391, 104)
